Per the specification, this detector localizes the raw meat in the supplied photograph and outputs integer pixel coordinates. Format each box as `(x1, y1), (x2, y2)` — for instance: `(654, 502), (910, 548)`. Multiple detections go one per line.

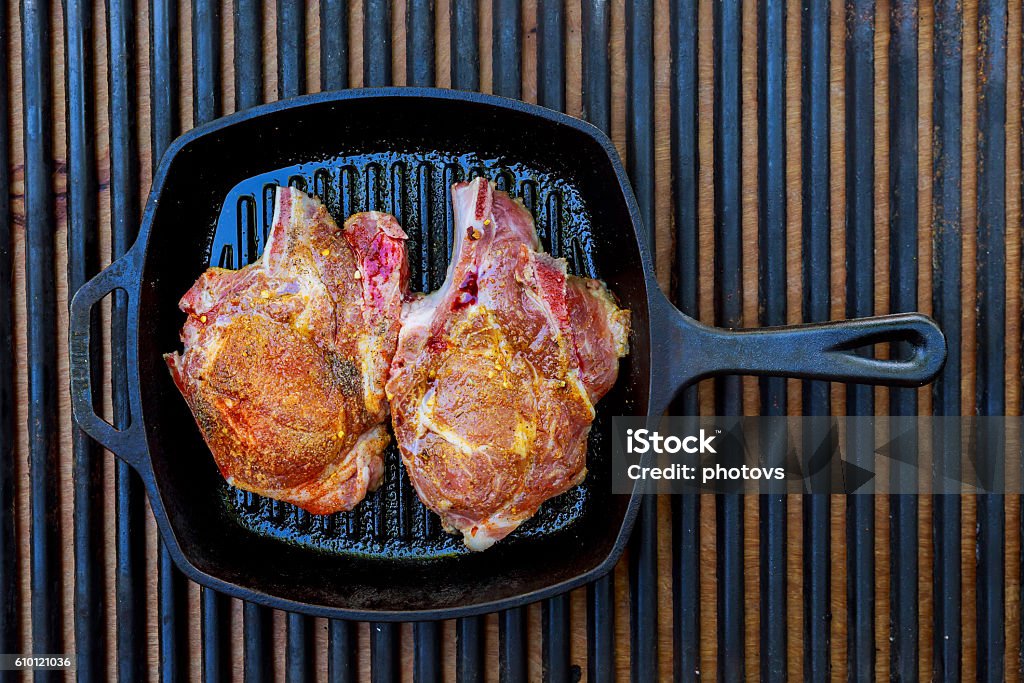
(386, 178), (630, 550)
(165, 186), (408, 514)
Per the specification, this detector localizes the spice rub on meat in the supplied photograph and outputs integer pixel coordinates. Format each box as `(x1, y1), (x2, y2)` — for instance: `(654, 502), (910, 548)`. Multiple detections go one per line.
(165, 186), (409, 514)
(386, 178), (630, 550)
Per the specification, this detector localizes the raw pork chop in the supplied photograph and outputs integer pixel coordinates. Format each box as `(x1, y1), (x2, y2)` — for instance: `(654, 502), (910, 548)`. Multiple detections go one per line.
(165, 186), (409, 514)
(386, 178), (630, 550)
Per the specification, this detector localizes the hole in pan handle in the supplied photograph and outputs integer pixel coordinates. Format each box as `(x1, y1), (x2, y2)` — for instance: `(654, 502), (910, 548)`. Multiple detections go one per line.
(69, 250), (147, 469)
(651, 291), (947, 409)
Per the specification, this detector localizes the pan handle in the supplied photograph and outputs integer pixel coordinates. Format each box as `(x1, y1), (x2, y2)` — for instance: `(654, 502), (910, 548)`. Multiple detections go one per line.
(69, 251), (147, 467)
(650, 291), (947, 410)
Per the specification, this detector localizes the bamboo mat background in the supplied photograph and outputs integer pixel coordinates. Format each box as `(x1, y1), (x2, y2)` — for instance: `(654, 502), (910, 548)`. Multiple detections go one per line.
(4, 0), (1023, 679)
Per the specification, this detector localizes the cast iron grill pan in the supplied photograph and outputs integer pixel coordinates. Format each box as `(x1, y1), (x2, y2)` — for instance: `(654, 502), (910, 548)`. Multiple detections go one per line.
(69, 89), (945, 620)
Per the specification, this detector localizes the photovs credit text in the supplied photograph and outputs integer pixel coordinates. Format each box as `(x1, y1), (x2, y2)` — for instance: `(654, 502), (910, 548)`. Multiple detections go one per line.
(611, 416), (1024, 495)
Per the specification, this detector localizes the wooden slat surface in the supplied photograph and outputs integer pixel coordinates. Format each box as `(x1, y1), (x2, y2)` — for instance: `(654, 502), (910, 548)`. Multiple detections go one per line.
(4, 0), (1022, 679)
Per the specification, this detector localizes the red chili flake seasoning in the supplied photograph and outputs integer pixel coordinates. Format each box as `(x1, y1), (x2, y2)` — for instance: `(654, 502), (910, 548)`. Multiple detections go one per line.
(452, 269), (478, 310)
